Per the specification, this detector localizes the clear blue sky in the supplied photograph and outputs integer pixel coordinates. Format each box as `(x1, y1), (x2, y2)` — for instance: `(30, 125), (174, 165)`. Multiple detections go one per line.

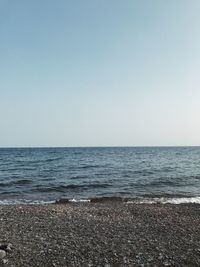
(1, 0), (200, 147)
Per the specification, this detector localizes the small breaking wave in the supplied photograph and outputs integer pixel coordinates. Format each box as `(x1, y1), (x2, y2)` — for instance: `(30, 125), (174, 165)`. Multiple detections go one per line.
(55, 196), (200, 205)
(55, 196), (123, 204)
(0, 199), (55, 205)
(128, 196), (200, 204)
(160, 197), (200, 204)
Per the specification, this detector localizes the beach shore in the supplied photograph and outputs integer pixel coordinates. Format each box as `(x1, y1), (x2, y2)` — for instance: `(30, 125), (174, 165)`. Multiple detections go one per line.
(0, 202), (199, 266)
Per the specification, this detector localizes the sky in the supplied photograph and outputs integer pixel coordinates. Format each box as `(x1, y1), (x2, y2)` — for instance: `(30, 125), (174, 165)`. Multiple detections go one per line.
(0, 0), (200, 147)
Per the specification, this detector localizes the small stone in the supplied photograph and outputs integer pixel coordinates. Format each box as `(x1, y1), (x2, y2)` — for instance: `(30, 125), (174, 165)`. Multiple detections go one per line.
(55, 198), (69, 204)
(0, 243), (13, 252)
(2, 259), (8, 264)
(163, 261), (171, 266)
(0, 250), (6, 259)
(6, 243), (13, 252)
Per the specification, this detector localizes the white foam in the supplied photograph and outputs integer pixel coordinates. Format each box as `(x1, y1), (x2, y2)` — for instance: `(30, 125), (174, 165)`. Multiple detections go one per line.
(69, 198), (90, 203)
(162, 197), (200, 204)
(128, 197), (200, 204)
(0, 199), (55, 205)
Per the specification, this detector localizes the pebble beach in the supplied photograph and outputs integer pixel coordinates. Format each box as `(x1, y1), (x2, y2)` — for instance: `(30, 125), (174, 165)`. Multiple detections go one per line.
(0, 202), (199, 266)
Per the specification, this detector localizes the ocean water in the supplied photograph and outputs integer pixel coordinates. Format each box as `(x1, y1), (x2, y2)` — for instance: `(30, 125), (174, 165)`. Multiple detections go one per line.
(0, 147), (200, 204)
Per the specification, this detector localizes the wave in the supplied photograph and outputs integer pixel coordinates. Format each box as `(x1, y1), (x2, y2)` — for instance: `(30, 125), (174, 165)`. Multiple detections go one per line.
(32, 183), (111, 193)
(79, 165), (101, 169)
(127, 197), (200, 204)
(0, 199), (55, 205)
(14, 179), (33, 185)
(56, 196), (200, 205)
(0, 179), (33, 187)
(70, 175), (86, 180)
(129, 177), (192, 188)
(12, 157), (64, 165)
(154, 197), (200, 204)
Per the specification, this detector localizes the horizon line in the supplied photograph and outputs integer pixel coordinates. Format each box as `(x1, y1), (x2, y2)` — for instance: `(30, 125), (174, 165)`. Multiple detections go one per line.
(0, 145), (199, 149)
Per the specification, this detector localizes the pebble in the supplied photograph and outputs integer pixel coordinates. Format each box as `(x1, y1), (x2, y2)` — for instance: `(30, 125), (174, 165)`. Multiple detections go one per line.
(6, 243), (13, 252)
(163, 261), (171, 266)
(0, 243), (13, 252)
(2, 259), (8, 264)
(0, 249), (6, 259)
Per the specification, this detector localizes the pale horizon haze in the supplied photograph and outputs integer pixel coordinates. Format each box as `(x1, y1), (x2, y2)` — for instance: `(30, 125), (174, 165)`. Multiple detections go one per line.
(1, 0), (200, 147)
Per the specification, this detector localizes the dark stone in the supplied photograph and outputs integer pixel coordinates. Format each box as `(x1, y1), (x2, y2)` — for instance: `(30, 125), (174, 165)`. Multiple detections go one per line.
(55, 198), (69, 204)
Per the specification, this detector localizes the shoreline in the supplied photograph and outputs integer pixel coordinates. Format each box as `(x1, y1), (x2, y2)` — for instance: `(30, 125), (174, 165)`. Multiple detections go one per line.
(0, 202), (199, 266)
(1, 195), (200, 205)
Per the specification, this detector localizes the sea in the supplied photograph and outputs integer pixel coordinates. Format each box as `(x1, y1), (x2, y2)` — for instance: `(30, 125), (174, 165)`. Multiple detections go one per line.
(0, 147), (200, 204)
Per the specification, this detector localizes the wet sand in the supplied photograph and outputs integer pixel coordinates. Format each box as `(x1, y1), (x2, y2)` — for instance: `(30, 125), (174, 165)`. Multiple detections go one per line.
(0, 203), (200, 266)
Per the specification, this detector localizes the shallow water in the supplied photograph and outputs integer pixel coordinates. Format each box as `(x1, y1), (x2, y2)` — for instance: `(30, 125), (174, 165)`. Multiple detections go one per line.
(0, 147), (200, 204)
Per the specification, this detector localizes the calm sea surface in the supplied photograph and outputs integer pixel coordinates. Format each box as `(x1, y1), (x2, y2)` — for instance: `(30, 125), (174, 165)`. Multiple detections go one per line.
(0, 147), (200, 204)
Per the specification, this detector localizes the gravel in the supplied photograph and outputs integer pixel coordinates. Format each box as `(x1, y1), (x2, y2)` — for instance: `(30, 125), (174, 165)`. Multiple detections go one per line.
(0, 203), (199, 266)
